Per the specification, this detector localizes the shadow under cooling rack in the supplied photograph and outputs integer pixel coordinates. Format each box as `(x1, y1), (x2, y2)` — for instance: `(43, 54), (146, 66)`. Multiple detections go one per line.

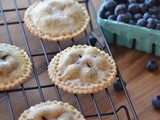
(0, 0), (138, 120)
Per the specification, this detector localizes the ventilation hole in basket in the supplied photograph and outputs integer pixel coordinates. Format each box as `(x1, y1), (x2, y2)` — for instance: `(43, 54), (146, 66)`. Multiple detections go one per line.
(113, 33), (117, 44)
(132, 39), (136, 49)
(151, 43), (156, 55)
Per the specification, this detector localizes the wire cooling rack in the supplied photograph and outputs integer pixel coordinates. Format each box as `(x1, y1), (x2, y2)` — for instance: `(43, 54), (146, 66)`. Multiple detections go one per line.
(0, 0), (138, 120)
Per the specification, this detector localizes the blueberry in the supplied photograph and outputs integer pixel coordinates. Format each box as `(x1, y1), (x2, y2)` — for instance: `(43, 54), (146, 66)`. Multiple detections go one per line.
(139, 3), (148, 14)
(88, 35), (97, 46)
(138, 0), (145, 3)
(147, 18), (155, 22)
(136, 19), (147, 27)
(147, 22), (157, 29)
(104, 0), (117, 12)
(147, 18), (157, 29)
(128, 0), (137, 3)
(114, 0), (128, 3)
(134, 13), (142, 21)
(126, 12), (133, 20)
(157, 6), (160, 13)
(104, 11), (112, 19)
(149, 6), (158, 15)
(128, 3), (141, 15)
(146, 60), (159, 71)
(143, 12), (151, 20)
(145, 0), (156, 6)
(152, 96), (160, 109)
(117, 14), (129, 23)
(156, 1), (160, 5)
(115, 4), (127, 16)
(151, 14), (159, 19)
(153, 19), (158, 24)
(108, 15), (116, 20)
(129, 20), (136, 25)
(113, 79), (126, 91)
(156, 24), (160, 30)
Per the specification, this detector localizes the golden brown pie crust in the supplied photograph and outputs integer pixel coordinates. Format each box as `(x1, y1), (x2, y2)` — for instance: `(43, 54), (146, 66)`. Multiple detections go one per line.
(19, 101), (85, 120)
(48, 45), (117, 94)
(0, 43), (32, 91)
(24, 0), (90, 41)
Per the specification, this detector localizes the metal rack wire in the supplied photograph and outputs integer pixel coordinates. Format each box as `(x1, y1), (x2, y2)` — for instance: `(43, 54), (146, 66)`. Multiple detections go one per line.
(0, 0), (138, 120)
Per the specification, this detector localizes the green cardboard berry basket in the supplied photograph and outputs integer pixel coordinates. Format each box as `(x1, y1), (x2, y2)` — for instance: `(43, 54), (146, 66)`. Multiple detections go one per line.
(97, 1), (160, 57)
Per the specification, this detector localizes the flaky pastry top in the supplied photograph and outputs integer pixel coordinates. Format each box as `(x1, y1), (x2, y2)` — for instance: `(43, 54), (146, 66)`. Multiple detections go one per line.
(48, 45), (117, 94)
(19, 101), (85, 120)
(24, 0), (90, 41)
(0, 43), (32, 90)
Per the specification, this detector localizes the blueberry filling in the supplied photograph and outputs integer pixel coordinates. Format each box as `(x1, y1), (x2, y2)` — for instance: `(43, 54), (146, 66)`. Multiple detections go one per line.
(1, 55), (8, 60)
(87, 63), (90, 68)
(42, 116), (47, 120)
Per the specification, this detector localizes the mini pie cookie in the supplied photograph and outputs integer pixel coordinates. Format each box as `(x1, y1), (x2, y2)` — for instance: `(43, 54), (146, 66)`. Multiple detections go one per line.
(0, 43), (32, 91)
(19, 101), (85, 120)
(24, 0), (90, 41)
(48, 45), (117, 94)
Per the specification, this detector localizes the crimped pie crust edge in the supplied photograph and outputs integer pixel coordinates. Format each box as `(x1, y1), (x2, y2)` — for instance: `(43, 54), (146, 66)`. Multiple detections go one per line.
(24, 0), (90, 42)
(19, 101), (85, 120)
(0, 43), (32, 91)
(48, 45), (117, 94)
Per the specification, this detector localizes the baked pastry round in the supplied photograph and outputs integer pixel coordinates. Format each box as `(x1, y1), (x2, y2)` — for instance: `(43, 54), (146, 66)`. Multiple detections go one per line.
(19, 101), (85, 120)
(48, 45), (117, 94)
(24, 0), (90, 41)
(0, 43), (32, 91)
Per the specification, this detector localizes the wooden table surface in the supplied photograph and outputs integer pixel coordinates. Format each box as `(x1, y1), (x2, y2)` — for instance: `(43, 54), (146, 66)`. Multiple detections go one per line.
(0, 0), (160, 120)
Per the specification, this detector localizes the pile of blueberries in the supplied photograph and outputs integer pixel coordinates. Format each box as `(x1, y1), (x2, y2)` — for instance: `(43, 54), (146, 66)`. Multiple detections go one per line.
(102, 0), (160, 30)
